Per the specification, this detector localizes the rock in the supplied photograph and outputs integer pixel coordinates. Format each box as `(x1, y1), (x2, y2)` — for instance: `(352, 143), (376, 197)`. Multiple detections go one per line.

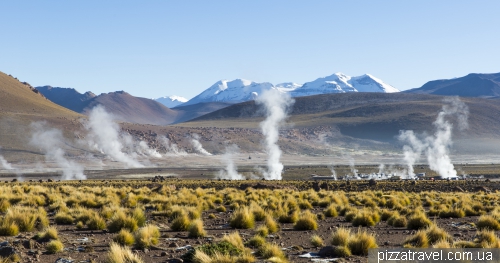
(0, 246), (16, 258)
(0, 241), (9, 247)
(368, 179), (377, 186)
(168, 242), (178, 248)
(160, 251), (168, 257)
(454, 233), (462, 237)
(318, 246), (336, 257)
(168, 259), (183, 263)
(475, 186), (491, 192)
(384, 241), (390, 246)
(23, 239), (36, 249)
(55, 258), (74, 263)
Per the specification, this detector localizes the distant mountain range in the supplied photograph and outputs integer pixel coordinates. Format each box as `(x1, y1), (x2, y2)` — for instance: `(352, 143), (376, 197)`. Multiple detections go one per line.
(32, 71), (500, 126)
(405, 72), (500, 97)
(155, 95), (188, 108)
(179, 72), (399, 106)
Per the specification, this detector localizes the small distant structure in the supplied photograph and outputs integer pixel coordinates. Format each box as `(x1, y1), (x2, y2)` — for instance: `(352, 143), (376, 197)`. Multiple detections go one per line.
(310, 174), (336, 180)
(416, 173), (426, 178)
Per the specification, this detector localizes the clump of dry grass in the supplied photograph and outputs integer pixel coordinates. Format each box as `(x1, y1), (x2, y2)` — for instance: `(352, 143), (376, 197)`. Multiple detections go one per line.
(407, 211), (432, 230)
(106, 242), (144, 263)
(265, 215), (279, 234)
(293, 210), (318, 231)
(107, 210), (139, 233)
(188, 219), (207, 238)
(171, 213), (191, 231)
(310, 234), (324, 247)
(387, 212), (407, 227)
(46, 240), (64, 254)
(134, 224), (160, 249)
(347, 229), (378, 256)
(257, 243), (288, 262)
(230, 207), (255, 229)
(477, 215), (500, 230)
(114, 229), (135, 246)
(352, 209), (380, 227)
(331, 227), (351, 247)
(54, 211), (74, 225)
(404, 224), (451, 248)
(323, 204), (338, 217)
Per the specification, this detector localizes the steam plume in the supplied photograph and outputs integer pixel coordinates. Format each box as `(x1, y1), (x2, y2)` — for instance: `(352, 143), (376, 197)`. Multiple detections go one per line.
(29, 122), (86, 180)
(86, 106), (143, 168)
(399, 97), (469, 178)
(160, 136), (187, 155)
(0, 155), (13, 170)
(256, 89), (294, 180)
(217, 144), (244, 180)
(190, 134), (212, 156)
(329, 164), (337, 180)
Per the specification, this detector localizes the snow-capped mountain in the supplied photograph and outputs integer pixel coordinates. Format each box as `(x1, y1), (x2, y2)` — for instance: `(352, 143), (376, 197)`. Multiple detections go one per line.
(290, 73), (399, 97)
(181, 73), (399, 106)
(275, 82), (302, 92)
(181, 79), (274, 106)
(156, 95), (188, 108)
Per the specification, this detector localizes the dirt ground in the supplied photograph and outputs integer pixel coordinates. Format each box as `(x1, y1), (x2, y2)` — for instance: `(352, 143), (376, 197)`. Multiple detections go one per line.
(0, 175), (498, 263)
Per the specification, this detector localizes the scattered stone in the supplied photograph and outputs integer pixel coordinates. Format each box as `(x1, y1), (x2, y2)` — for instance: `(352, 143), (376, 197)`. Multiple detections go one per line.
(160, 251), (168, 257)
(55, 258), (74, 263)
(23, 239), (36, 249)
(0, 246), (16, 258)
(318, 246), (336, 257)
(168, 242), (178, 248)
(368, 179), (377, 186)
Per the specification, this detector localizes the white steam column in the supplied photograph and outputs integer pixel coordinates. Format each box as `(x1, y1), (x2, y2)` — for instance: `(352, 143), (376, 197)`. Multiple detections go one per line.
(255, 89), (294, 180)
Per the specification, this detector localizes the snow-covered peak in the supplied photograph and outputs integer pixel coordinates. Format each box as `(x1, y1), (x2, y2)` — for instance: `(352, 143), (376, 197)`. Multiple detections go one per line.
(181, 79), (274, 106)
(275, 82), (302, 92)
(181, 73), (399, 106)
(156, 95), (188, 108)
(350, 74), (399, 93)
(290, 72), (399, 97)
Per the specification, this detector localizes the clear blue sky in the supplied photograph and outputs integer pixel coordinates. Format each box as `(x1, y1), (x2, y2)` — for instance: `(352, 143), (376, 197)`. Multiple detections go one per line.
(1, 1), (499, 100)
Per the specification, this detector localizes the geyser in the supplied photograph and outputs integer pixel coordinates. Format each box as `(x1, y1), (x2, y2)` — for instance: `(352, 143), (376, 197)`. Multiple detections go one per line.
(86, 106), (143, 168)
(399, 97), (469, 178)
(30, 122), (86, 180)
(255, 89), (294, 180)
(217, 144), (244, 180)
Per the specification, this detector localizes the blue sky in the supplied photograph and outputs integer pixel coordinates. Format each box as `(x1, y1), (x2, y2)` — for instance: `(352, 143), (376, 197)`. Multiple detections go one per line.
(1, 1), (499, 100)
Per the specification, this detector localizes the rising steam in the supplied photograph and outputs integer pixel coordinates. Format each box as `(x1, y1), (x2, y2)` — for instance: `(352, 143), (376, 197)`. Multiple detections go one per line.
(329, 163), (337, 180)
(0, 155), (13, 170)
(399, 97), (469, 178)
(190, 134), (212, 156)
(217, 144), (244, 180)
(86, 106), (143, 168)
(160, 136), (187, 155)
(256, 89), (294, 180)
(29, 122), (86, 180)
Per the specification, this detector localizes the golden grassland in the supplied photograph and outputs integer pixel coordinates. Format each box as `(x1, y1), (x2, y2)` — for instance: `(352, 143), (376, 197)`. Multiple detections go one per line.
(0, 180), (499, 262)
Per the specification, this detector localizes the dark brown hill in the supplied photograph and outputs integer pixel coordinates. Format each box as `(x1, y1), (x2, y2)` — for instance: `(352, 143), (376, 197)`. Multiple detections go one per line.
(81, 91), (179, 125)
(185, 93), (500, 142)
(36, 86), (96, 112)
(0, 72), (84, 161)
(172, 102), (232, 124)
(404, 73), (500, 97)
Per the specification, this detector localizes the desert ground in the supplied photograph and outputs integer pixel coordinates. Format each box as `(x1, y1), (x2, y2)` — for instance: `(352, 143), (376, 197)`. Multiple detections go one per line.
(1, 159), (500, 263)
